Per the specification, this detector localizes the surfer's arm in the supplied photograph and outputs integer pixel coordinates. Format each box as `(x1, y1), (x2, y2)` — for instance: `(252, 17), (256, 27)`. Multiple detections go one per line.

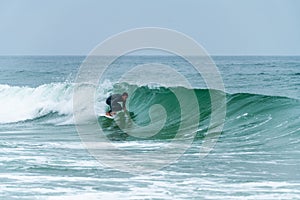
(123, 101), (127, 111)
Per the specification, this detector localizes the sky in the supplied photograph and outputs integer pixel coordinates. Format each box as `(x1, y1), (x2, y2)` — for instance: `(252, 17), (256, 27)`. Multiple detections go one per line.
(0, 0), (300, 55)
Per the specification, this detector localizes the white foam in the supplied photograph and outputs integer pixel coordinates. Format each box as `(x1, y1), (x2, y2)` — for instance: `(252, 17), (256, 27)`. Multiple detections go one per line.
(0, 81), (114, 124)
(0, 83), (73, 123)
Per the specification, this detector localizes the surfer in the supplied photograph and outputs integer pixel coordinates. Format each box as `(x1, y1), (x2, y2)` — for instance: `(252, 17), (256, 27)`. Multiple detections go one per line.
(105, 92), (128, 116)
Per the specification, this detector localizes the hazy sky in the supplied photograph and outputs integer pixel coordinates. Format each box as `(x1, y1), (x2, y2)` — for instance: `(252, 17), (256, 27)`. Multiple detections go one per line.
(0, 0), (300, 55)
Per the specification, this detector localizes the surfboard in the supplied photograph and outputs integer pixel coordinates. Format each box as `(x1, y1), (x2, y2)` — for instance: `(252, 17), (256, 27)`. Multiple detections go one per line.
(99, 113), (115, 119)
(99, 111), (134, 120)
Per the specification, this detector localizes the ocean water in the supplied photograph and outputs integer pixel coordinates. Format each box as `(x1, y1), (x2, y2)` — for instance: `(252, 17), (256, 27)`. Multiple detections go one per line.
(0, 56), (300, 199)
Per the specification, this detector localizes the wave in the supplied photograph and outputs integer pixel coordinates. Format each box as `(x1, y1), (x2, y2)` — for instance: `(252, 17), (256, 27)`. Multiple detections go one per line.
(100, 83), (300, 141)
(0, 82), (299, 142)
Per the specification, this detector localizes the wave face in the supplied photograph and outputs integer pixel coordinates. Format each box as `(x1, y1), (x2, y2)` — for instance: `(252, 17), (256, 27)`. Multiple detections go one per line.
(2, 81), (298, 143)
(101, 83), (300, 142)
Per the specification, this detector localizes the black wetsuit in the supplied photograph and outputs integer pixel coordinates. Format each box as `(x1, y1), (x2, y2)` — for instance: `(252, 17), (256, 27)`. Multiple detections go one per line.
(106, 94), (125, 113)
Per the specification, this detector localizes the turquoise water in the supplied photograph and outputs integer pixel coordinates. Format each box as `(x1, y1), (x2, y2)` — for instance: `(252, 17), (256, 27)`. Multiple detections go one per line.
(0, 56), (300, 199)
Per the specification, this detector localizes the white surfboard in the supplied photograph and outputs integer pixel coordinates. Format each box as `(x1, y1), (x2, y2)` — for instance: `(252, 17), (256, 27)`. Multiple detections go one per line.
(99, 113), (115, 119)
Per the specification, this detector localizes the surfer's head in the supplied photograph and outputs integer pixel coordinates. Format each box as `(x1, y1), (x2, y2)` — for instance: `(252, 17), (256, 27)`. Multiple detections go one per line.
(122, 92), (128, 101)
